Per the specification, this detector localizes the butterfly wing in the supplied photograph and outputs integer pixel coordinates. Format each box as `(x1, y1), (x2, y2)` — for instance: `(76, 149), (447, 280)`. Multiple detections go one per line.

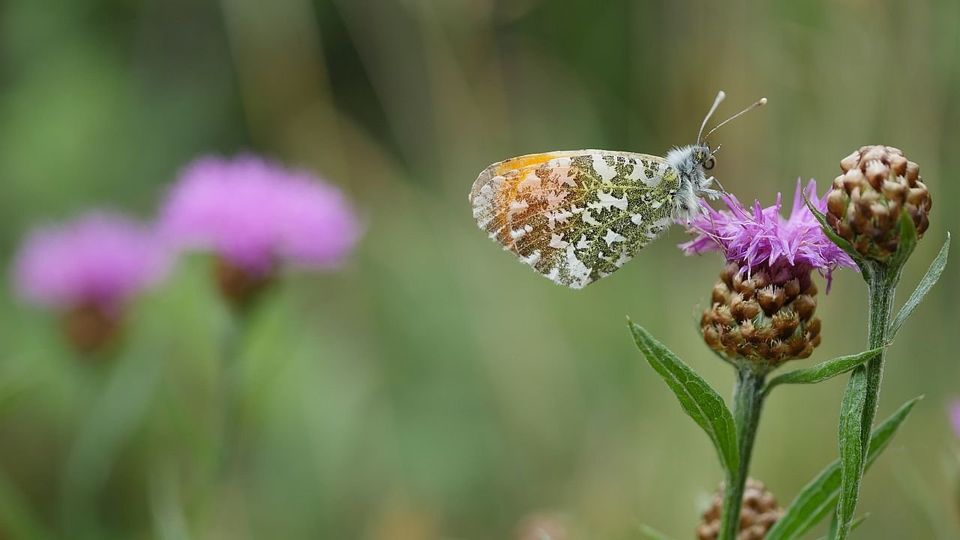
(469, 150), (680, 288)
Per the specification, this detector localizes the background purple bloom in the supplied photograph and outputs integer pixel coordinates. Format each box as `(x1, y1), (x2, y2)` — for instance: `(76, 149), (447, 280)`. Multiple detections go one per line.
(12, 212), (170, 313)
(950, 401), (960, 439)
(681, 180), (856, 285)
(159, 155), (361, 274)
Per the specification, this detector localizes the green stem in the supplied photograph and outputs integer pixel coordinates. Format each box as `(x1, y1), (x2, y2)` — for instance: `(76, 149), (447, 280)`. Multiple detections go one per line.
(860, 264), (898, 442)
(834, 263), (900, 539)
(218, 313), (245, 475)
(719, 367), (766, 540)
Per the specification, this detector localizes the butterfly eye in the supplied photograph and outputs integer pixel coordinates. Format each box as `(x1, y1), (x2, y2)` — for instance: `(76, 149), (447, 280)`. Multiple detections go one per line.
(703, 156), (716, 170)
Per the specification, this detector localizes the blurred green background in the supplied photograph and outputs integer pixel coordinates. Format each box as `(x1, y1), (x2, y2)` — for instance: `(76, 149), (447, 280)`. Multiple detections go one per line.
(1, 0), (959, 538)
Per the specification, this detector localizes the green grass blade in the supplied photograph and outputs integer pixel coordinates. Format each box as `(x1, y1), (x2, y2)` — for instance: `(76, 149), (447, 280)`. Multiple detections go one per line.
(628, 321), (739, 478)
(766, 396), (921, 540)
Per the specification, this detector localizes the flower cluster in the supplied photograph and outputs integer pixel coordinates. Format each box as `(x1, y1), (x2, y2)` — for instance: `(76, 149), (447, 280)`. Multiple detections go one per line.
(682, 180), (855, 366)
(11, 154), (361, 350)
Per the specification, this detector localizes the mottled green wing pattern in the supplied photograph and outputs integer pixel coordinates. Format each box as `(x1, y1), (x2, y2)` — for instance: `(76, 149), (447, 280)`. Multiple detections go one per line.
(469, 150), (680, 288)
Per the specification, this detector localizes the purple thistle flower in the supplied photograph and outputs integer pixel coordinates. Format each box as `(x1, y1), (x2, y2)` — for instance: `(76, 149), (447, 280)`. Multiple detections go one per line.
(681, 179), (856, 287)
(11, 212), (170, 314)
(158, 155), (361, 275)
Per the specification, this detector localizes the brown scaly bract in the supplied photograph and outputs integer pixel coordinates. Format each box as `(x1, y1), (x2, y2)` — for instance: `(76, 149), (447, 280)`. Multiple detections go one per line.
(826, 145), (932, 260)
(697, 478), (784, 540)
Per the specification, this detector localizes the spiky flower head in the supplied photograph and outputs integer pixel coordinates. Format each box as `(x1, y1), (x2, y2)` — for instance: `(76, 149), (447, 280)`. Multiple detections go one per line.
(11, 212), (170, 352)
(682, 181), (855, 367)
(826, 145), (931, 260)
(159, 154), (361, 310)
(697, 478), (783, 540)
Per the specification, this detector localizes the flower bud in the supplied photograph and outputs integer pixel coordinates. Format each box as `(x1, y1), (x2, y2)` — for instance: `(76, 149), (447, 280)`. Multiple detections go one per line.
(826, 145), (932, 260)
(701, 267), (821, 368)
(697, 479), (784, 540)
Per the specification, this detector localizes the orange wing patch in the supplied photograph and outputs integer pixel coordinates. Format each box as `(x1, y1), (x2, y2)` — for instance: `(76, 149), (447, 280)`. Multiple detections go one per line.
(492, 151), (579, 178)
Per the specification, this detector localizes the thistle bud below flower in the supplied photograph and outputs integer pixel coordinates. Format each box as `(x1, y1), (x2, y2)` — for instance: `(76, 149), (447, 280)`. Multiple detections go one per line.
(827, 145), (932, 260)
(701, 264), (821, 367)
(697, 479), (783, 540)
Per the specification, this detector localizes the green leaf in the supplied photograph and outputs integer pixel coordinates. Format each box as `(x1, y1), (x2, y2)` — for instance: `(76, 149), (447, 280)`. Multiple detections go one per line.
(888, 210), (919, 272)
(803, 192), (867, 270)
(766, 396), (921, 540)
(638, 524), (678, 540)
(835, 366), (869, 539)
(889, 233), (950, 339)
(763, 348), (882, 396)
(628, 321), (739, 477)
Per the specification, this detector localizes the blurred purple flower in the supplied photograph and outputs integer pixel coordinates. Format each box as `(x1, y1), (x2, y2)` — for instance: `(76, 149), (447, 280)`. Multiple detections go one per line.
(950, 401), (960, 439)
(12, 212), (170, 313)
(681, 180), (856, 286)
(158, 155), (361, 274)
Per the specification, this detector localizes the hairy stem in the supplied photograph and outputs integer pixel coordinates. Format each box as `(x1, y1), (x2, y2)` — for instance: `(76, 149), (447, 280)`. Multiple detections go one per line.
(834, 263), (899, 539)
(860, 265), (898, 449)
(719, 367), (766, 540)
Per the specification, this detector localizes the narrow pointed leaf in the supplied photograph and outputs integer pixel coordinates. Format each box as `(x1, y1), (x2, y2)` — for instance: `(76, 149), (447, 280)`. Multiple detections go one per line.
(764, 348), (882, 395)
(803, 194), (867, 270)
(889, 233), (950, 339)
(835, 366), (869, 539)
(629, 321), (739, 477)
(766, 396), (921, 540)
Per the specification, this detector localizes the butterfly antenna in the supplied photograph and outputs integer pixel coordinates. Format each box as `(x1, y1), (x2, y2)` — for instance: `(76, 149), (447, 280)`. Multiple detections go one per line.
(710, 175), (727, 193)
(697, 91), (727, 144)
(703, 97), (767, 142)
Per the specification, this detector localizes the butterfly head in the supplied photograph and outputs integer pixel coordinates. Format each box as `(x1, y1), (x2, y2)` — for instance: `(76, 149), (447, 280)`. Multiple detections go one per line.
(666, 144), (721, 220)
(668, 93), (766, 221)
(692, 144), (717, 172)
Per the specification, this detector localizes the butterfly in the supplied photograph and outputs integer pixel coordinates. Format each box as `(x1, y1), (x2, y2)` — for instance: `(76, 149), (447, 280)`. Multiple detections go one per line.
(468, 91), (766, 289)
